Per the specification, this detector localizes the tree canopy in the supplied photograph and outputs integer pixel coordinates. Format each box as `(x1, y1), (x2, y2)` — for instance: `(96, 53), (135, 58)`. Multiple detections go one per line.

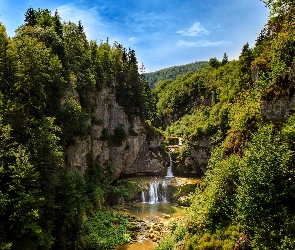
(155, 1), (295, 249)
(0, 8), (151, 249)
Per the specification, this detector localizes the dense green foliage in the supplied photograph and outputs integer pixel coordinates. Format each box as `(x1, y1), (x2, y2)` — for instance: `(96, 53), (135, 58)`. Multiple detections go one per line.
(79, 211), (131, 249)
(144, 61), (207, 88)
(0, 8), (153, 249)
(155, 1), (295, 249)
(1, 1), (295, 249)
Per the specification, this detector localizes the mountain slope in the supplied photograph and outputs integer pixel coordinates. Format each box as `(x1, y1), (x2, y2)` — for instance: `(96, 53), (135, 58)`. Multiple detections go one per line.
(155, 1), (295, 249)
(144, 61), (207, 88)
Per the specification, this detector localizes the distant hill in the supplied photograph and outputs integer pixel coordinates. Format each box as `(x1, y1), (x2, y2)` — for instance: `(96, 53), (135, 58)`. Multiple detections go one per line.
(143, 61), (207, 88)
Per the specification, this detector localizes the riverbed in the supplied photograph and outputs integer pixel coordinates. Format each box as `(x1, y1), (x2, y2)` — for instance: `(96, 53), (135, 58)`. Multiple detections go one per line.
(114, 201), (186, 250)
(115, 240), (158, 250)
(114, 174), (201, 249)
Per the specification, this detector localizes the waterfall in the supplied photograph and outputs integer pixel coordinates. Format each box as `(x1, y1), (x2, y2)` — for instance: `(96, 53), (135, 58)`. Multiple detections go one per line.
(147, 150), (173, 203)
(166, 151), (174, 177)
(148, 179), (170, 204)
(141, 191), (146, 203)
(161, 180), (168, 202)
(149, 180), (159, 204)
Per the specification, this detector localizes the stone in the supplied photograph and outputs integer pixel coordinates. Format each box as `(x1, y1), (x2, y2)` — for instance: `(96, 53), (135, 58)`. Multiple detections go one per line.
(177, 196), (191, 206)
(174, 136), (211, 176)
(65, 87), (167, 179)
(260, 61), (295, 122)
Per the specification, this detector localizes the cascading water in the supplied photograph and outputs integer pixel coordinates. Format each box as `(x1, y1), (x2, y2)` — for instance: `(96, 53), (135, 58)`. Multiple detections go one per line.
(143, 151), (174, 203)
(161, 180), (168, 202)
(148, 179), (170, 204)
(149, 180), (159, 204)
(141, 191), (146, 203)
(166, 150), (174, 177)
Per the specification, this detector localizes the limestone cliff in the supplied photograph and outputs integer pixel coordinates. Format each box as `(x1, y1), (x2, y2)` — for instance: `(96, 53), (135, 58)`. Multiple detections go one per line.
(182, 137), (211, 175)
(169, 137), (211, 176)
(66, 87), (167, 180)
(260, 61), (295, 122)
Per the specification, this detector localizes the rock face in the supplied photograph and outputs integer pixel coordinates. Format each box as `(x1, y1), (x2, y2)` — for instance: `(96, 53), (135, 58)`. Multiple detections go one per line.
(185, 137), (211, 175)
(66, 88), (167, 180)
(260, 61), (295, 122)
(173, 137), (211, 176)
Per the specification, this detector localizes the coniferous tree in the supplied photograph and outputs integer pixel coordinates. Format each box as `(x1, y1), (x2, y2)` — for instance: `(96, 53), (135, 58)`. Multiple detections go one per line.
(239, 43), (254, 87)
(54, 10), (63, 37)
(78, 20), (84, 33)
(222, 52), (228, 65)
(0, 24), (9, 95)
(24, 7), (36, 26)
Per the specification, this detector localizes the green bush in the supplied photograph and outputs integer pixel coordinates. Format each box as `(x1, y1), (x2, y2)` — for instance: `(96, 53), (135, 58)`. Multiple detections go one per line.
(60, 97), (90, 144)
(185, 225), (239, 250)
(100, 128), (109, 141)
(156, 224), (187, 250)
(111, 125), (127, 146)
(236, 125), (295, 249)
(79, 211), (131, 249)
(107, 179), (143, 204)
(91, 116), (103, 126)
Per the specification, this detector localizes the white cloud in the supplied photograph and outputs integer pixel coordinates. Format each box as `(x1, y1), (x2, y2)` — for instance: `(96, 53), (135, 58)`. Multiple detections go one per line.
(57, 4), (103, 39)
(128, 36), (136, 42)
(58, 4), (101, 25)
(177, 22), (209, 37)
(176, 39), (232, 47)
(124, 12), (171, 33)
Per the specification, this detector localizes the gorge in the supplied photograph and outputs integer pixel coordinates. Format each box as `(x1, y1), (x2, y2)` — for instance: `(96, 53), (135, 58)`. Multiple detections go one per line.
(1, 2), (295, 249)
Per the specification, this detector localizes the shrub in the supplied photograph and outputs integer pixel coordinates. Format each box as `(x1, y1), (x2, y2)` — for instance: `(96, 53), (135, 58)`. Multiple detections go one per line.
(79, 211), (131, 250)
(155, 224), (187, 250)
(111, 125), (127, 146)
(236, 125), (295, 249)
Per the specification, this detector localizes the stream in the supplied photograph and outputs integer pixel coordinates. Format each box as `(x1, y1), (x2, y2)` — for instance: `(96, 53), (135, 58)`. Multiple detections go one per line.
(115, 202), (185, 250)
(114, 152), (199, 250)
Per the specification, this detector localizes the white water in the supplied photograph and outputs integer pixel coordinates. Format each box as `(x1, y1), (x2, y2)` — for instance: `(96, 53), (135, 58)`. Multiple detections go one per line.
(143, 151), (174, 203)
(148, 179), (171, 204)
(149, 180), (159, 204)
(166, 151), (174, 177)
(141, 191), (146, 203)
(161, 180), (168, 202)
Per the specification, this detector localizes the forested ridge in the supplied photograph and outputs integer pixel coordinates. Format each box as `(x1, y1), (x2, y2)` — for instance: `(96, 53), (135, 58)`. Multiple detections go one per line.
(1, 0), (295, 249)
(144, 61), (207, 88)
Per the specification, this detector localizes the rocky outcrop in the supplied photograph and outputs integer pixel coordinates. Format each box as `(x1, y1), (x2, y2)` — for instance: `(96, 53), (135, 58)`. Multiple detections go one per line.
(66, 88), (167, 180)
(260, 61), (295, 122)
(172, 137), (211, 176)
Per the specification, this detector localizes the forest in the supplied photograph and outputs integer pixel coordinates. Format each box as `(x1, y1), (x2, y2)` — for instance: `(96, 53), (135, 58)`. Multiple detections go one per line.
(0, 7), (152, 250)
(144, 61), (207, 88)
(0, 0), (295, 249)
(154, 0), (295, 249)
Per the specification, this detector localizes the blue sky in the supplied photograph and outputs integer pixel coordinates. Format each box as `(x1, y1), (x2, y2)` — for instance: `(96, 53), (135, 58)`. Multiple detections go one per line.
(0, 0), (269, 72)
